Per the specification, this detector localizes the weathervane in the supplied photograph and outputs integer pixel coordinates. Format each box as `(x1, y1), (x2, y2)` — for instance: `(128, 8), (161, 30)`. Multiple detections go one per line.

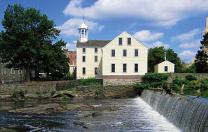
(164, 51), (167, 61)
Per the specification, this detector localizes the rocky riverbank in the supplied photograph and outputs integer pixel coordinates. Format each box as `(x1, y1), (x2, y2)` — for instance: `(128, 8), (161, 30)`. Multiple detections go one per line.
(0, 85), (137, 114)
(0, 84), (137, 131)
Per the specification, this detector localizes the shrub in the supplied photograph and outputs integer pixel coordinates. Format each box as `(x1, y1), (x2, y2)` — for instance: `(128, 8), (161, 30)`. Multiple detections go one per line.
(134, 73), (169, 90)
(172, 77), (189, 86)
(95, 88), (105, 98)
(66, 71), (76, 80)
(79, 78), (102, 86)
(12, 90), (25, 98)
(185, 74), (197, 81)
(171, 77), (190, 93)
(134, 83), (150, 90)
(200, 79), (208, 91)
(142, 73), (169, 83)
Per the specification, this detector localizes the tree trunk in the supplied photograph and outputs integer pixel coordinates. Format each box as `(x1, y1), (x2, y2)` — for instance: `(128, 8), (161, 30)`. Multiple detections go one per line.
(35, 66), (40, 81)
(25, 65), (30, 82)
(46, 71), (50, 80)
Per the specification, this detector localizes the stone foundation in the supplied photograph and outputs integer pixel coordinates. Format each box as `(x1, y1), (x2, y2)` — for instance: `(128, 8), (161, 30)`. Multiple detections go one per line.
(103, 75), (143, 86)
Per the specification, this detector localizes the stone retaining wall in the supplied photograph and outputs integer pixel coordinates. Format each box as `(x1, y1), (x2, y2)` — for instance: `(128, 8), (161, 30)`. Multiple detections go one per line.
(0, 81), (73, 98)
(173, 73), (208, 80)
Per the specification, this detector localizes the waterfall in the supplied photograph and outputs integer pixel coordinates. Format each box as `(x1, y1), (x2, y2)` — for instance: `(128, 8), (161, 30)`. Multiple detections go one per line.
(141, 90), (208, 132)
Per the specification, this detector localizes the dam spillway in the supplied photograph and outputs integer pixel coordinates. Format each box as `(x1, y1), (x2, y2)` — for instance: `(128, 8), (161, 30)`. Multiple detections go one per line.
(141, 90), (208, 132)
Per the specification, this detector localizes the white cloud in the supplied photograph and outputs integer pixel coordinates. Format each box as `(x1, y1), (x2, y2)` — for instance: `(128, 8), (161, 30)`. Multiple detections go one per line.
(63, 0), (208, 26)
(179, 39), (200, 49)
(144, 41), (169, 48)
(172, 28), (201, 42)
(134, 30), (164, 42)
(152, 41), (169, 49)
(66, 40), (77, 50)
(179, 50), (196, 62)
(56, 18), (104, 36)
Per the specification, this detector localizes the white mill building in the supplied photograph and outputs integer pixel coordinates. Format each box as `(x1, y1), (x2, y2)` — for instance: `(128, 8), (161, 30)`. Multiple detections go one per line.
(76, 22), (148, 85)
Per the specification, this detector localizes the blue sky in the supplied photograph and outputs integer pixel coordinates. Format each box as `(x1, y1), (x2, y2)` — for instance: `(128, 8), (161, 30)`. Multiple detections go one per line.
(0, 0), (208, 63)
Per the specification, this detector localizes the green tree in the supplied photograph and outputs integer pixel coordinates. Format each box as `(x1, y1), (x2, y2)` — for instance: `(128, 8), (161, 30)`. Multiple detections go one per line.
(148, 46), (183, 72)
(0, 4), (68, 81)
(181, 63), (196, 73)
(195, 33), (208, 73)
(41, 40), (69, 80)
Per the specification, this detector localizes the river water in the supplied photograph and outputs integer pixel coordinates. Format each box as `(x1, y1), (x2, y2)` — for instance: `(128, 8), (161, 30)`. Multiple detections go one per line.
(0, 97), (180, 132)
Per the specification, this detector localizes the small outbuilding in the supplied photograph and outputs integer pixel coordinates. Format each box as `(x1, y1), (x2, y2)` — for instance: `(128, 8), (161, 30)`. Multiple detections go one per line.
(154, 51), (175, 73)
(154, 60), (175, 73)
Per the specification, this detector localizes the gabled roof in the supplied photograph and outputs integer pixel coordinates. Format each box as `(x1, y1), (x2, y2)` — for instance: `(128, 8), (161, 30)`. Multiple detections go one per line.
(77, 40), (111, 47)
(102, 31), (148, 49)
(156, 60), (175, 66)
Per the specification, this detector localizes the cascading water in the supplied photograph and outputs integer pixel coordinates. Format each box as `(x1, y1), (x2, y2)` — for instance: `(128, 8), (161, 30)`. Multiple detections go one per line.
(0, 98), (180, 131)
(141, 90), (208, 132)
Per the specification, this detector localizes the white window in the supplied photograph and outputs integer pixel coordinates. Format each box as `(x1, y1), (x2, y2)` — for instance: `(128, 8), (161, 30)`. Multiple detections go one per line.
(135, 49), (138, 56)
(11, 68), (15, 74)
(111, 49), (115, 57)
(111, 64), (115, 73)
(95, 67), (98, 75)
(123, 49), (127, 57)
(82, 48), (86, 53)
(82, 56), (86, 62)
(95, 56), (98, 62)
(123, 64), (127, 73)
(128, 38), (131, 45)
(18, 70), (22, 74)
(82, 67), (86, 75)
(135, 64), (138, 72)
(95, 48), (98, 53)
(119, 38), (122, 45)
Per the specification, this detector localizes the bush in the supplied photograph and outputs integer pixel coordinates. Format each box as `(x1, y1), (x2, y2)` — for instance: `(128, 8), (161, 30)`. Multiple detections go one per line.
(185, 75), (197, 81)
(79, 78), (102, 86)
(66, 71), (76, 80)
(134, 73), (169, 90)
(171, 77), (191, 93)
(12, 90), (25, 98)
(142, 73), (169, 83)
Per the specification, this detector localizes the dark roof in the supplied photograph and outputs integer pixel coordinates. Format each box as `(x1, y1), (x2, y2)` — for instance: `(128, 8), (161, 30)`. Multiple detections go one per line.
(77, 40), (111, 47)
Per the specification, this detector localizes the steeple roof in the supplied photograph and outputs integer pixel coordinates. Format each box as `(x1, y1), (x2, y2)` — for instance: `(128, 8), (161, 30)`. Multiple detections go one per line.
(79, 22), (88, 29)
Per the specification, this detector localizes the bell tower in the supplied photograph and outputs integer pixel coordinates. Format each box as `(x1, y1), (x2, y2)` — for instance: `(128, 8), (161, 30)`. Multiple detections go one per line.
(79, 21), (88, 43)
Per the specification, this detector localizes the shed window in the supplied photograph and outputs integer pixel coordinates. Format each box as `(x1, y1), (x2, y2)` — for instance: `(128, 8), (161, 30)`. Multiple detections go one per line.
(164, 66), (168, 72)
